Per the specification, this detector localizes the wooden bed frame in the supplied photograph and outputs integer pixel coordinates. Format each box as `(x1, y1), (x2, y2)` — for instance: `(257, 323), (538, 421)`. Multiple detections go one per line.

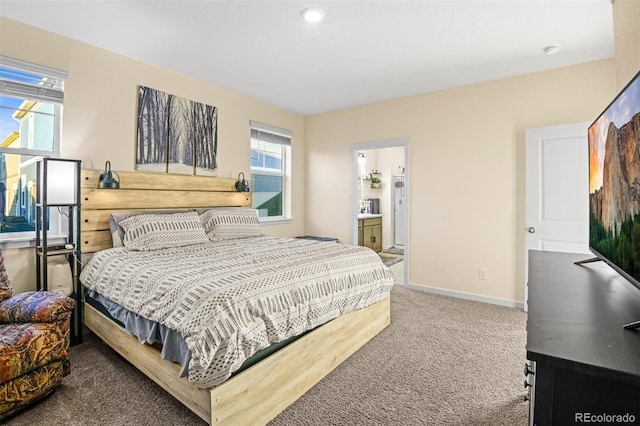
(80, 169), (391, 425)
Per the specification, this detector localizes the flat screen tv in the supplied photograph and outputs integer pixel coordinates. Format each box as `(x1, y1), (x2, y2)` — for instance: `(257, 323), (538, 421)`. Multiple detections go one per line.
(587, 69), (640, 328)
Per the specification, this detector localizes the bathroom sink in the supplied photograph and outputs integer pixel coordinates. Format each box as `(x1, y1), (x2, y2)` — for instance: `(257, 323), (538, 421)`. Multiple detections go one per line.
(358, 213), (383, 219)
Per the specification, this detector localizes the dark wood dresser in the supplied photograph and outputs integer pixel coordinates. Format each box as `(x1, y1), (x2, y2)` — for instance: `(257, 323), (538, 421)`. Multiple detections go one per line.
(526, 250), (640, 425)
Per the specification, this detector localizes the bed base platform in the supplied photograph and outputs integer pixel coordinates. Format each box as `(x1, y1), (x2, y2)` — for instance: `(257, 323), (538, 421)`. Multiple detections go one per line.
(84, 297), (390, 425)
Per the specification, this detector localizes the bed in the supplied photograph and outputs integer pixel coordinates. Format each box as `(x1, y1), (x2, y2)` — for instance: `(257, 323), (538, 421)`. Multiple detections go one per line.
(79, 169), (393, 425)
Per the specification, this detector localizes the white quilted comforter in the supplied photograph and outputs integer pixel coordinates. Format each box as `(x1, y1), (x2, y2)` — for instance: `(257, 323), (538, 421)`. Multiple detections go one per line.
(80, 235), (393, 387)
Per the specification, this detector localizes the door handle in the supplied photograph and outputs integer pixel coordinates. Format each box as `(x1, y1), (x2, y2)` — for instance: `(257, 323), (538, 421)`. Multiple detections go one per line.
(525, 227), (535, 234)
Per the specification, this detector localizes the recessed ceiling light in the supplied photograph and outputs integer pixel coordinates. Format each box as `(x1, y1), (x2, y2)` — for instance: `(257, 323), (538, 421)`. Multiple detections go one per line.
(301, 7), (325, 23)
(543, 45), (560, 55)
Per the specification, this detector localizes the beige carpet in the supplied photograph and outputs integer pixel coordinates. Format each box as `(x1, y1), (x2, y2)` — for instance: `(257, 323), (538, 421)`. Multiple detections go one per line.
(5, 286), (528, 425)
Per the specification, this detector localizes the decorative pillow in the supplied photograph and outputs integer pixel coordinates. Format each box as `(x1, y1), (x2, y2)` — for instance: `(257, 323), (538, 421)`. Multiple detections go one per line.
(199, 207), (261, 241)
(109, 210), (191, 248)
(109, 216), (125, 248)
(119, 211), (209, 251)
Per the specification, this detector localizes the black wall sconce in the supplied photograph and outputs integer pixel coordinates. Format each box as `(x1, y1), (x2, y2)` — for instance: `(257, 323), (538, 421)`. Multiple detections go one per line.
(98, 161), (120, 189)
(235, 172), (250, 192)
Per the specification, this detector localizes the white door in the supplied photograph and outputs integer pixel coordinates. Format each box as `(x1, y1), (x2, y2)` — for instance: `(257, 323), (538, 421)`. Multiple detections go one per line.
(524, 122), (591, 311)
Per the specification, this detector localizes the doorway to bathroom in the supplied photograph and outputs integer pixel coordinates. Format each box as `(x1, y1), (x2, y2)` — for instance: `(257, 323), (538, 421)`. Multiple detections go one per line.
(351, 138), (409, 286)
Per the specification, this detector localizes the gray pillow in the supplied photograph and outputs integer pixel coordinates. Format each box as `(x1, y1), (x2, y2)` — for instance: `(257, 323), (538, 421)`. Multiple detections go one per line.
(119, 211), (209, 251)
(199, 207), (261, 241)
(109, 210), (191, 247)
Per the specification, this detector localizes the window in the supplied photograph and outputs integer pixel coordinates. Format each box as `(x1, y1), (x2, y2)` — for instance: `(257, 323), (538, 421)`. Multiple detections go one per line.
(250, 121), (291, 220)
(0, 56), (66, 243)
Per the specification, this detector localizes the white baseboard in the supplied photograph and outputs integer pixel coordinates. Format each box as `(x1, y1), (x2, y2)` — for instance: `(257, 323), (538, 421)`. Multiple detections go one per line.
(404, 283), (525, 310)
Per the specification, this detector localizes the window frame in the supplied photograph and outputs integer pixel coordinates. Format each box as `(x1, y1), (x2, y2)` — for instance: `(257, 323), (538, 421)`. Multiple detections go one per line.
(0, 56), (67, 247)
(250, 121), (292, 223)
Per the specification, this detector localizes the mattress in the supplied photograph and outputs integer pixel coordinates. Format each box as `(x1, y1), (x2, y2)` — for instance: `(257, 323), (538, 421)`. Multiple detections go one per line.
(80, 235), (393, 388)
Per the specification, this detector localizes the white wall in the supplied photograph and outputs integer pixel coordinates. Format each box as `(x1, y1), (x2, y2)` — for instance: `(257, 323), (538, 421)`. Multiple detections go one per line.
(305, 60), (617, 305)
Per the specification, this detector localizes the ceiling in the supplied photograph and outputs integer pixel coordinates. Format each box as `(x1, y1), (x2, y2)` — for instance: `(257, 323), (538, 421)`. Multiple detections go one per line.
(0, 0), (614, 116)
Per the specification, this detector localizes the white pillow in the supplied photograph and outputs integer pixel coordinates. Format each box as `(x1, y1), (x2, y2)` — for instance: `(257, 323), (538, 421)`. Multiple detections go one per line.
(199, 207), (261, 241)
(120, 211), (209, 251)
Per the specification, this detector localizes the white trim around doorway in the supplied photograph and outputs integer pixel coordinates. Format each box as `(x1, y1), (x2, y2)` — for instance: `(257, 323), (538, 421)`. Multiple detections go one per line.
(351, 137), (410, 287)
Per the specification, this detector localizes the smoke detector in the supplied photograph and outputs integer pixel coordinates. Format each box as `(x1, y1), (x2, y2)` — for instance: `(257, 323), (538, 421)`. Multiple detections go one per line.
(543, 45), (560, 55)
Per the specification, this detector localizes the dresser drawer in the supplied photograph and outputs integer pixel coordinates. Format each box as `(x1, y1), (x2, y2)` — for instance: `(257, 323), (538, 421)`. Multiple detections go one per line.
(362, 217), (381, 227)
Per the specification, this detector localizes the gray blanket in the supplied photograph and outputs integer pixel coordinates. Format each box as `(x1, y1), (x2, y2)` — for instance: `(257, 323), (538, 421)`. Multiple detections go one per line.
(80, 235), (393, 387)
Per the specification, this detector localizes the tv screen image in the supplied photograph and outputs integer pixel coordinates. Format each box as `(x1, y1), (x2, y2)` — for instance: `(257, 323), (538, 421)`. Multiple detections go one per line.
(589, 70), (640, 290)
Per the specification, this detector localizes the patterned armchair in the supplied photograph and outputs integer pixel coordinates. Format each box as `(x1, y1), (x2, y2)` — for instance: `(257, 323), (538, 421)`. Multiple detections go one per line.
(0, 248), (75, 420)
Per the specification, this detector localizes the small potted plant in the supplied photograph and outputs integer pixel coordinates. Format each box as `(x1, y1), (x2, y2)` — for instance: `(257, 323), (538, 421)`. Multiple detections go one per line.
(371, 177), (381, 188)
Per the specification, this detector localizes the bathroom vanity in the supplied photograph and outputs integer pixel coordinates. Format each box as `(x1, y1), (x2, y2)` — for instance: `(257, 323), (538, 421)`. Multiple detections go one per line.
(358, 214), (382, 252)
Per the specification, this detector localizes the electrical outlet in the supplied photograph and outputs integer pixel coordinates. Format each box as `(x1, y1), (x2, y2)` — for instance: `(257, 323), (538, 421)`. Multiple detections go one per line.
(479, 268), (488, 280)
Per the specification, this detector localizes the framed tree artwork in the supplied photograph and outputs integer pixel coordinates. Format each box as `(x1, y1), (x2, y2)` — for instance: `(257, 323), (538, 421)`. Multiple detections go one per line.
(136, 86), (217, 175)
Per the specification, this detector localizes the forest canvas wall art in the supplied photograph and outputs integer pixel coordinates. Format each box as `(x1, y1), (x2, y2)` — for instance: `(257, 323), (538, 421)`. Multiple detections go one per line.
(136, 86), (217, 175)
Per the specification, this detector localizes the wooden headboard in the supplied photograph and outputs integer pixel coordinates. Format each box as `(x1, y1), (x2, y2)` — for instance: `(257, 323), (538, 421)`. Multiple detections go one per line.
(80, 169), (252, 254)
